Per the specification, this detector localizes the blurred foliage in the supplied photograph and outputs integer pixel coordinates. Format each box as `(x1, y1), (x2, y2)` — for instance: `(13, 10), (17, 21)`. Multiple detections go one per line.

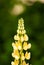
(0, 0), (44, 65)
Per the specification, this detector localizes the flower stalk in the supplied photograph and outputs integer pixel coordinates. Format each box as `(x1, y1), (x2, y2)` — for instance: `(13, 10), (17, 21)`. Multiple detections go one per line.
(11, 18), (31, 65)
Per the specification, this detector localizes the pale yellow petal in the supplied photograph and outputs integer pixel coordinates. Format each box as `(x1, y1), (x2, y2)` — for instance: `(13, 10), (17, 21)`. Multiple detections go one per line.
(12, 42), (18, 50)
(22, 61), (29, 65)
(15, 41), (22, 50)
(25, 52), (31, 60)
(14, 35), (20, 40)
(28, 43), (31, 49)
(11, 61), (14, 65)
(23, 42), (28, 50)
(12, 50), (20, 60)
(24, 34), (28, 41)
(11, 60), (19, 65)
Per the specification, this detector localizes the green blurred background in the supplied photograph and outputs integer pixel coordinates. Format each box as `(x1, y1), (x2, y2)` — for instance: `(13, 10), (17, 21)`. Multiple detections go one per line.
(0, 0), (44, 65)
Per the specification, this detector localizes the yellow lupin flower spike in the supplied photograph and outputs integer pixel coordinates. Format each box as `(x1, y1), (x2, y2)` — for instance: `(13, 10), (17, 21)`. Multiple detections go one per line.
(11, 18), (31, 65)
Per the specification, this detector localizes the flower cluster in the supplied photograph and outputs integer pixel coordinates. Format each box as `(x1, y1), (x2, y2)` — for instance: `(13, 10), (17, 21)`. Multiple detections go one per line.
(11, 18), (31, 65)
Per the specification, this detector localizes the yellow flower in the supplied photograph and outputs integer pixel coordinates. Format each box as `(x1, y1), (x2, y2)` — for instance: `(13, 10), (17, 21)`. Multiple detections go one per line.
(22, 30), (26, 34)
(25, 52), (30, 60)
(22, 61), (29, 65)
(17, 30), (19, 34)
(23, 42), (31, 50)
(28, 43), (31, 49)
(21, 53), (25, 60)
(17, 28), (26, 35)
(11, 61), (14, 65)
(16, 41), (22, 50)
(17, 30), (22, 34)
(12, 41), (22, 50)
(11, 60), (19, 65)
(12, 50), (20, 60)
(12, 42), (17, 50)
(23, 42), (28, 50)
(14, 34), (20, 40)
(11, 18), (31, 65)
(24, 34), (28, 41)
